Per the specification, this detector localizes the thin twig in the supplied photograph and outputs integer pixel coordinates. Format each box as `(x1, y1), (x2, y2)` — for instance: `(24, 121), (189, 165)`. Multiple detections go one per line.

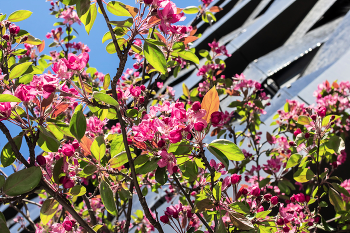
(83, 194), (97, 226)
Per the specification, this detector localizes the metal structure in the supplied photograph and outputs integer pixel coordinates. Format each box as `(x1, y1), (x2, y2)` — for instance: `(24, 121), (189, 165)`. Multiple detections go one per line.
(3, 0), (350, 232)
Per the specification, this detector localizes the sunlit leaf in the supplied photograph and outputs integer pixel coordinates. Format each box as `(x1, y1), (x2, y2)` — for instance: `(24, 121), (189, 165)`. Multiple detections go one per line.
(202, 86), (219, 123)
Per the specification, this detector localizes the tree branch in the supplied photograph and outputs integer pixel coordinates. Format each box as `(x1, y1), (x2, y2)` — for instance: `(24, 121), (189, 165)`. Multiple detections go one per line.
(123, 182), (134, 233)
(172, 175), (214, 233)
(83, 194), (97, 226)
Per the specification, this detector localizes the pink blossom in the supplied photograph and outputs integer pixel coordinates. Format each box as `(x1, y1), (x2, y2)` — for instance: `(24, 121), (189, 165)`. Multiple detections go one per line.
(15, 84), (36, 102)
(157, 2), (185, 34)
(86, 116), (107, 135)
(59, 6), (81, 25)
(52, 59), (72, 79)
(66, 52), (89, 70)
(157, 149), (176, 174)
(340, 179), (350, 202)
(157, 82), (164, 88)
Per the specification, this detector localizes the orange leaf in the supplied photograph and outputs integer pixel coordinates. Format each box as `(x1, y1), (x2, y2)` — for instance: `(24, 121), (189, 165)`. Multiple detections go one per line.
(209, 6), (223, 12)
(180, 36), (199, 45)
(124, 5), (139, 17)
(37, 40), (45, 53)
(80, 136), (93, 156)
(332, 81), (339, 89)
(51, 103), (69, 118)
(155, 32), (167, 44)
(190, 26), (197, 36)
(202, 86), (220, 123)
(148, 15), (161, 26)
(325, 80), (330, 88)
(177, 8), (183, 14)
(47, 70), (52, 74)
(226, 89), (240, 96)
(211, 127), (220, 136)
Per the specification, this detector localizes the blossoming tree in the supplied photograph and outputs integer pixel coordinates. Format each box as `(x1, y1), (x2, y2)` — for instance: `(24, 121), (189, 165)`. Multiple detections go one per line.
(0, 0), (350, 233)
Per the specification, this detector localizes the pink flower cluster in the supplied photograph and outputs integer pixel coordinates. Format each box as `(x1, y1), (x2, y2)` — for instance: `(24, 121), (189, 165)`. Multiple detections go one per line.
(208, 41), (231, 57)
(59, 6), (81, 25)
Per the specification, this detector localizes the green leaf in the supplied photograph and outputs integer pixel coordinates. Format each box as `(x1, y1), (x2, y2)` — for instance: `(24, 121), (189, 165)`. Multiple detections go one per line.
(91, 136), (106, 162)
(103, 73), (110, 90)
(126, 109), (138, 118)
(199, 49), (209, 57)
(329, 187), (346, 212)
(259, 178), (271, 188)
(9, 62), (32, 80)
(208, 139), (245, 169)
(8, 10), (32, 22)
(0, 176), (5, 189)
(297, 116), (311, 125)
(1, 132), (23, 167)
(37, 126), (60, 152)
(182, 160), (198, 182)
(83, 165), (97, 176)
(80, 3), (97, 35)
(284, 102), (290, 112)
(109, 151), (136, 168)
(136, 159), (158, 174)
(144, 39), (167, 74)
(293, 167), (314, 183)
(0, 94), (21, 103)
(69, 105), (86, 142)
(213, 181), (222, 201)
(100, 180), (118, 216)
(207, 146), (229, 170)
(102, 27), (127, 43)
(229, 212), (255, 230)
(0, 211), (10, 233)
(76, 0), (90, 17)
(109, 18), (133, 27)
(110, 134), (125, 156)
(183, 6), (199, 14)
(322, 115), (340, 127)
(105, 38), (127, 54)
(69, 185), (86, 196)
(172, 42), (185, 51)
(61, 0), (78, 5)
(256, 210), (271, 219)
(40, 198), (60, 225)
(0, 14), (6, 22)
(93, 225), (103, 231)
(193, 198), (215, 213)
(178, 51), (199, 64)
(326, 136), (345, 154)
(155, 166), (167, 185)
(183, 83), (190, 97)
(229, 202), (250, 214)
(53, 157), (63, 184)
(93, 92), (119, 106)
(3, 166), (42, 196)
(119, 188), (132, 201)
(168, 142), (192, 155)
(19, 73), (34, 84)
(215, 219), (226, 233)
(24, 35), (42, 45)
(286, 154), (302, 169)
(331, 183), (350, 197)
(107, 1), (131, 16)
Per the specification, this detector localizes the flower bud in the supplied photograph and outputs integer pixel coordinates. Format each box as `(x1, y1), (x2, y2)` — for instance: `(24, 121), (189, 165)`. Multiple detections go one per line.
(289, 141), (296, 147)
(127, 138), (133, 145)
(140, 85), (146, 91)
(231, 174), (241, 185)
(144, 0), (153, 4)
(211, 111), (222, 125)
(241, 188), (248, 195)
(36, 155), (46, 166)
(311, 114), (317, 121)
(251, 186), (261, 197)
(271, 196), (278, 205)
(314, 216), (320, 223)
(283, 226), (290, 232)
(276, 218), (284, 225)
(194, 122), (205, 131)
(191, 101), (201, 111)
(2, 34), (9, 41)
(305, 132), (310, 139)
(294, 128), (302, 137)
(160, 215), (169, 224)
(139, 96), (145, 103)
(187, 210), (193, 218)
(263, 194), (272, 201)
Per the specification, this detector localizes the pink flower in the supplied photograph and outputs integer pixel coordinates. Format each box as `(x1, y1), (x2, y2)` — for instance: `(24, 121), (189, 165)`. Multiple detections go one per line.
(60, 176), (74, 189)
(0, 91), (16, 121)
(157, 2), (185, 33)
(62, 220), (73, 231)
(157, 150), (176, 174)
(15, 84), (36, 102)
(86, 116), (107, 135)
(294, 128), (302, 137)
(66, 52), (89, 70)
(168, 129), (182, 143)
(157, 82), (163, 88)
(211, 111), (223, 126)
(340, 179), (350, 202)
(160, 215), (169, 223)
(271, 196), (278, 205)
(59, 6), (81, 25)
(52, 59), (72, 79)
(251, 186), (261, 197)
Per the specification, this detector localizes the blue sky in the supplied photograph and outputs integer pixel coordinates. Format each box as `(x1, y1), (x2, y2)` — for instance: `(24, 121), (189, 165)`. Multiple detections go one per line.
(0, 0), (198, 175)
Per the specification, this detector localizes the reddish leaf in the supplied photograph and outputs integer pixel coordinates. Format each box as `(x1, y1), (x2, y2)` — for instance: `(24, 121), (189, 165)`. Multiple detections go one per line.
(37, 40), (45, 53)
(80, 136), (93, 156)
(266, 132), (273, 145)
(332, 81), (339, 89)
(325, 80), (330, 88)
(190, 26), (197, 36)
(209, 6), (223, 12)
(202, 87), (220, 123)
(226, 89), (240, 96)
(41, 92), (55, 109)
(51, 103), (69, 118)
(211, 128), (220, 136)
(179, 36), (199, 45)
(216, 69), (223, 76)
(177, 8), (183, 14)
(155, 33), (167, 44)
(148, 15), (161, 27)
(124, 5), (139, 18)
(47, 70), (52, 74)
